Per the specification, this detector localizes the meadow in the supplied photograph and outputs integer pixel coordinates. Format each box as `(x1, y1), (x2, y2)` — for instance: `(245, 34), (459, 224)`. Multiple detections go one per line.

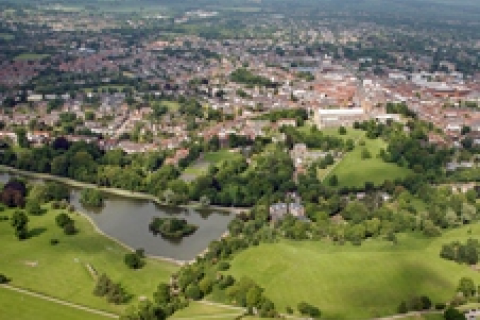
(170, 301), (243, 319)
(182, 150), (242, 179)
(324, 136), (411, 188)
(0, 286), (111, 320)
(226, 224), (480, 319)
(0, 204), (178, 314)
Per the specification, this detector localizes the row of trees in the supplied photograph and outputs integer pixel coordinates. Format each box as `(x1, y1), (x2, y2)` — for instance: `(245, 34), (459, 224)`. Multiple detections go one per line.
(441, 238), (480, 265)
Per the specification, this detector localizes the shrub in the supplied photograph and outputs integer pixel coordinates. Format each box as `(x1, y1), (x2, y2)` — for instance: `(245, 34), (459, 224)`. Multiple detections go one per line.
(50, 239), (59, 245)
(124, 252), (144, 269)
(217, 261), (230, 271)
(56, 213), (72, 228)
(435, 303), (446, 310)
(0, 274), (9, 284)
(185, 284), (202, 300)
(63, 221), (76, 235)
(298, 301), (321, 318)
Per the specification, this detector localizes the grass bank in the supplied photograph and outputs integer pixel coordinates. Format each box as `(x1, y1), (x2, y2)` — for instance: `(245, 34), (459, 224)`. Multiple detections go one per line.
(227, 224), (480, 319)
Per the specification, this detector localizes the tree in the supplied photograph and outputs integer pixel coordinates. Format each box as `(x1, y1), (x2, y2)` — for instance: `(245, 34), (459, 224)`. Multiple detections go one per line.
(153, 283), (171, 305)
(63, 221), (76, 235)
(444, 307), (467, 320)
(246, 286), (263, 307)
(457, 277), (476, 297)
(361, 148), (372, 159)
(297, 301), (321, 318)
(185, 283), (202, 300)
(56, 212), (72, 228)
(398, 301), (408, 313)
(124, 251), (144, 269)
(338, 126), (347, 135)
(26, 199), (43, 215)
(11, 210), (28, 240)
(0, 274), (9, 284)
(80, 188), (104, 207)
(15, 127), (28, 148)
(94, 273), (112, 297)
(328, 174), (338, 187)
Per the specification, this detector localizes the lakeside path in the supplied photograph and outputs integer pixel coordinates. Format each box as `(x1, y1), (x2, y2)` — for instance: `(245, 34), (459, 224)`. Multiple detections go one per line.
(0, 284), (119, 319)
(0, 165), (250, 215)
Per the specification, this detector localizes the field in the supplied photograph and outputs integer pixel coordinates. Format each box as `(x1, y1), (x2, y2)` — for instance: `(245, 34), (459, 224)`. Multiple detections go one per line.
(0, 286), (110, 320)
(324, 137), (411, 188)
(14, 53), (50, 61)
(182, 150), (242, 180)
(226, 224), (480, 319)
(0, 204), (178, 314)
(171, 301), (243, 319)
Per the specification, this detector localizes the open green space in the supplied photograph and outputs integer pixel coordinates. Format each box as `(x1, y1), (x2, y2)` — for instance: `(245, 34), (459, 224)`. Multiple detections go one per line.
(325, 137), (411, 188)
(160, 100), (181, 112)
(226, 224), (480, 319)
(183, 150), (242, 177)
(0, 286), (111, 320)
(14, 53), (50, 61)
(321, 127), (366, 141)
(170, 301), (243, 319)
(0, 204), (178, 314)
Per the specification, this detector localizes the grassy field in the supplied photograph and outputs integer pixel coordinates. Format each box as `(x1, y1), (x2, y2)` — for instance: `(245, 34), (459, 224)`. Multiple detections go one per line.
(183, 150), (242, 178)
(0, 204), (178, 314)
(161, 100), (181, 112)
(226, 224), (480, 319)
(324, 137), (411, 188)
(0, 286), (110, 320)
(322, 127), (366, 141)
(14, 53), (50, 61)
(171, 301), (243, 319)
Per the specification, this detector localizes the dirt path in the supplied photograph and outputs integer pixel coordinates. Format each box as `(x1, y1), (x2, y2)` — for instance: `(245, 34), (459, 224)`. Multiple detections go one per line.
(0, 284), (119, 318)
(372, 310), (442, 320)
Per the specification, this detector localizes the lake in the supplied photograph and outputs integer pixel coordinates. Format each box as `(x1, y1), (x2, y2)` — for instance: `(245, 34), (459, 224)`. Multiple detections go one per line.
(0, 173), (234, 261)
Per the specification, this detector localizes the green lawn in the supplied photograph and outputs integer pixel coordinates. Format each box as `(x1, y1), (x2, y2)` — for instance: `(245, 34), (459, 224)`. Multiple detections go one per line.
(203, 150), (242, 164)
(182, 150), (242, 178)
(226, 224), (480, 319)
(0, 205), (178, 314)
(322, 127), (366, 141)
(160, 100), (181, 112)
(325, 137), (411, 188)
(171, 301), (243, 319)
(14, 53), (50, 61)
(0, 286), (110, 320)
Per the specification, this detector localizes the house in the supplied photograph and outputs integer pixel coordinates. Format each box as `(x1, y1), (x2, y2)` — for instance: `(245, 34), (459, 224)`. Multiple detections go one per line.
(269, 202), (306, 222)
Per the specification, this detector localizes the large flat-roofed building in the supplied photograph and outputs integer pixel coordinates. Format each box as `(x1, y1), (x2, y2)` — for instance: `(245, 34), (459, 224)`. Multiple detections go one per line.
(314, 108), (366, 128)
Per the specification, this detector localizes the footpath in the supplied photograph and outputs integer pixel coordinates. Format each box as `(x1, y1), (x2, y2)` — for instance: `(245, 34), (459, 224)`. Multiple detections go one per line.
(0, 284), (119, 318)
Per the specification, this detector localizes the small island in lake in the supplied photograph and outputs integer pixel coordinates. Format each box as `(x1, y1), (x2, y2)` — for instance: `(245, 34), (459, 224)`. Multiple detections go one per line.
(149, 217), (198, 239)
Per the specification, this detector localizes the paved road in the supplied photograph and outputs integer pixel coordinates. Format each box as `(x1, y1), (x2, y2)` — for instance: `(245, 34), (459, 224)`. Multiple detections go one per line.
(0, 284), (119, 319)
